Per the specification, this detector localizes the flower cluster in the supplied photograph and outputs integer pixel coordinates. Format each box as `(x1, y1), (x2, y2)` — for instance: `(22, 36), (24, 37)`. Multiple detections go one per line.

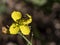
(9, 11), (32, 35)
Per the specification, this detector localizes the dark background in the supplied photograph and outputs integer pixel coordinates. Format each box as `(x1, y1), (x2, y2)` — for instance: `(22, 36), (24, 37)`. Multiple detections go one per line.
(0, 0), (60, 45)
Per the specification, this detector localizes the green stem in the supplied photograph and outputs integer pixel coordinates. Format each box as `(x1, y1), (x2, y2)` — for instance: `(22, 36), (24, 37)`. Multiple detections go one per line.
(31, 33), (33, 45)
(18, 32), (32, 45)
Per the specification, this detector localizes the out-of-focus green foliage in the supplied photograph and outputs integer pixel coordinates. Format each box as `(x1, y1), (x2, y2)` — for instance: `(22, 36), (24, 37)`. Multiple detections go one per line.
(0, 4), (7, 14)
(0, 0), (7, 14)
(54, 0), (60, 3)
(25, 0), (47, 6)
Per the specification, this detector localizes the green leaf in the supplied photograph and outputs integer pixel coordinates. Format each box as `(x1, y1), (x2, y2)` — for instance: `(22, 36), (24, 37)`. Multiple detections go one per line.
(25, 0), (47, 6)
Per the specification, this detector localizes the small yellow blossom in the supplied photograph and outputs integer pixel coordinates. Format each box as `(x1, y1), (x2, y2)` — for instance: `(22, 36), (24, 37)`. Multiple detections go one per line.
(9, 23), (19, 34)
(22, 14), (32, 25)
(11, 11), (22, 22)
(9, 11), (32, 35)
(19, 25), (30, 35)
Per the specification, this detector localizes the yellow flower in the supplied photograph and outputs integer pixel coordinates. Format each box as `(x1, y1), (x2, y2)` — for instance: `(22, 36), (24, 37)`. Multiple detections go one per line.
(22, 14), (32, 25)
(11, 11), (22, 22)
(9, 11), (32, 35)
(19, 25), (30, 35)
(9, 23), (19, 34)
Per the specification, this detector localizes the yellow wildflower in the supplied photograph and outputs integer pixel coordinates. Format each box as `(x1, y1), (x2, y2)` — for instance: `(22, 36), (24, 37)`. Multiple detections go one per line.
(9, 11), (32, 35)
(9, 23), (19, 34)
(11, 11), (22, 22)
(22, 14), (32, 25)
(19, 25), (30, 35)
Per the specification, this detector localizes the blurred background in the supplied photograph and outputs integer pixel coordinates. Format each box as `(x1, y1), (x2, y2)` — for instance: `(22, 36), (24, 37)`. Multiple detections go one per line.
(0, 0), (60, 45)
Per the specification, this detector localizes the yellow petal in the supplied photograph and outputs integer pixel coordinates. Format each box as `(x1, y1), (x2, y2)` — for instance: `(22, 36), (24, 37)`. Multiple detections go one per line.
(22, 14), (32, 25)
(9, 23), (19, 34)
(19, 25), (30, 35)
(11, 11), (22, 22)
